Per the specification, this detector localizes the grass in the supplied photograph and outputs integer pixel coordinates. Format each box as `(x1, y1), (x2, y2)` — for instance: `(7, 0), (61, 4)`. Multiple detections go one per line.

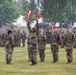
(0, 44), (76, 75)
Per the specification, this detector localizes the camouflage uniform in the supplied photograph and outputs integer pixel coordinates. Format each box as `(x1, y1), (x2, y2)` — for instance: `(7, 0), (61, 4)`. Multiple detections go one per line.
(16, 30), (21, 47)
(65, 31), (74, 63)
(60, 32), (65, 48)
(27, 21), (38, 65)
(38, 31), (46, 62)
(27, 35), (31, 61)
(5, 30), (14, 64)
(51, 31), (60, 63)
(21, 30), (26, 47)
(73, 31), (76, 48)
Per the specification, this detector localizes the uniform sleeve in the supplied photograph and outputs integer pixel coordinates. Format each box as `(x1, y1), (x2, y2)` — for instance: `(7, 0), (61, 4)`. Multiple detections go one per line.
(72, 33), (74, 44)
(43, 35), (47, 46)
(27, 21), (31, 33)
(36, 19), (39, 37)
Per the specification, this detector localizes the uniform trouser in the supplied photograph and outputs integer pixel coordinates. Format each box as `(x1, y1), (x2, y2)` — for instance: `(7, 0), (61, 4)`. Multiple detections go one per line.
(65, 48), (73, 62)
(30, 51), (38, 64)
(61, 41), (64, 48)
(27, 47), (31, 60)
(16, 40), (20, 47)
(22, 40), (25, 47)
(51, 45), (59, 62)
(5, 48), (13, 63)
(39, 49), (45, 61)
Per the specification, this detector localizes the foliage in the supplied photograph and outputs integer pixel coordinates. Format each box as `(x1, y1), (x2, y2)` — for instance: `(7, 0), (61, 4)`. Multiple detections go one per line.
(16, 0), (38, 20)
(41, 0), (76, 22)
(0, 0), (19, 26)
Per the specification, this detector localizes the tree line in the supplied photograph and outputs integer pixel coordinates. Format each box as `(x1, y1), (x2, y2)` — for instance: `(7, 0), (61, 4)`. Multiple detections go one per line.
(0, 0), (76, 27)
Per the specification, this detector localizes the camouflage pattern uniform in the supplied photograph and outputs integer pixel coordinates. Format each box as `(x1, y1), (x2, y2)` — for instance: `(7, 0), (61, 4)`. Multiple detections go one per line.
(21, 30), (26, 47)
(16, 30), (21, 47)
(5, 30), (14, 64)
(27, 35), (31, 61)
(64, 31), (74, 63)
(73, 31), (76, 48)
(51, 30), (60, 63)
(27, 21), (38, 65)
(38, 31), (46, 62)
(12, 30), (16, 47)
(60, 32), (65, 48)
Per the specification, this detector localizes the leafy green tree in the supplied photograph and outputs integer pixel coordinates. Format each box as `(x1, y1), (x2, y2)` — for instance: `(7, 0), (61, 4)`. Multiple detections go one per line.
(0, 0), (19, 27)
(41, 0), (68, 22)
(16, 0), (38, 20)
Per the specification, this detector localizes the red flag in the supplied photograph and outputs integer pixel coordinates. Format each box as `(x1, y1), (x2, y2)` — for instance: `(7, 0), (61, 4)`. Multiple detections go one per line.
(27, 10), (33, 20)
(37, 12), (41, 19)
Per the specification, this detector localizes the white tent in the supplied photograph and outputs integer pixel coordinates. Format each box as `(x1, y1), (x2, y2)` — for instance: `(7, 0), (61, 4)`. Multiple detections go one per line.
(13, 15), (27, 27)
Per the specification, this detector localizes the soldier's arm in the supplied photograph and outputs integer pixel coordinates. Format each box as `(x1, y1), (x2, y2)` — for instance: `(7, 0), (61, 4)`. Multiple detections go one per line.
(36, 18), (39, 37)
(58, 32), (60, 43)
(72, 33), (74, 44)
(64, 34), (67, 46)
(27, 21), (31, 33)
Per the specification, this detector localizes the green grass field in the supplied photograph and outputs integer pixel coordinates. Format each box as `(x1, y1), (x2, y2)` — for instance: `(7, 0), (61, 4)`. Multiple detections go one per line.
(0, 44), (76, 75)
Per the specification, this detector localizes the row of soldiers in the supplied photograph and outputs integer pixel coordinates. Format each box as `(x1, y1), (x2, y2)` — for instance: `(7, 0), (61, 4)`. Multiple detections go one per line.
(27, 19), (46, 65)
(0, 30), (26, 47)
(4, 19), (75, 65)
(27, 18), (76, 65)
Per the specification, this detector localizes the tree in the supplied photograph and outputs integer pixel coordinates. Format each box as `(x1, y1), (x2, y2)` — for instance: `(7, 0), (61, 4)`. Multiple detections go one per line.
(0, 0), (19, 27)
(16, 0), (38, 20)
(41, 0), (68, 22)
(30, 0), (38, 20)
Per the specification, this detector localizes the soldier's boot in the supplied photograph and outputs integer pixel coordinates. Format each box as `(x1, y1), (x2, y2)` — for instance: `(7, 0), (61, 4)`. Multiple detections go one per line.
(6, 61), (10, 64)
(53, 58), (58, 63)
(40, 58), (44, 62)
(34, 61), (37, 65)
(67, 59), (72, 64)
(31, 59), (34, 65)
(6, 61), (9, 64)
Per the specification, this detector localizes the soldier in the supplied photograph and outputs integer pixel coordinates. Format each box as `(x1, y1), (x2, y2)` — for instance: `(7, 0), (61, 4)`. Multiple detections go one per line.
(51, 27), (60, 63)
(73, 31), (76, 48)
(27, 35), (31, 61)
(5, 30), (14, 64)
(12, 30), (16, 47)
(60, 31), (65, 48)
(64, 29), (74, 63)
(16, 30), (21, 47)
(38, 30), (46, 62)
(27, 20), (38, 65)
(21, 30), (26, 47)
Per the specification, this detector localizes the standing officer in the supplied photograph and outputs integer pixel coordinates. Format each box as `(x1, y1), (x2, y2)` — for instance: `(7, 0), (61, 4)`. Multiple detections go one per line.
(51, 27), (60, 63)
(38, 30), (46, 62)
(27, 20), (38, 65)
(64, 29), (74, 63)
(5, 30), (14, 64)
(60, 31), (65, 48)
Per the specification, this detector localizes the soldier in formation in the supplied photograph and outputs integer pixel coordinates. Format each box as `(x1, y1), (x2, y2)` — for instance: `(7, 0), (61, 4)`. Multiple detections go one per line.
(64, 29), (74, 63)
(5, 30), (14, 64)
(38, 30), (46, 62)
(73, 31), (76, 48)
(51, 27), (60, 63)
(27, 20), (38, 65)
(60, 31), (65, 48)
